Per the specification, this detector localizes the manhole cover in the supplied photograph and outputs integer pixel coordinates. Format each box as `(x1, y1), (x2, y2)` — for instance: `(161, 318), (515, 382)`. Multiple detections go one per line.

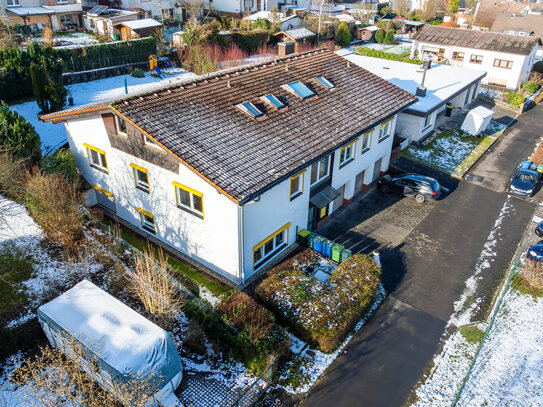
(465, 174), (485, 182)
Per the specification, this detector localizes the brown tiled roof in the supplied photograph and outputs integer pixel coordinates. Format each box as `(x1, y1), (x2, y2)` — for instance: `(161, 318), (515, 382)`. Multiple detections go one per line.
(473, 0), (527, 28)
(412, 25), (540, 55)
(491, 13), (543, 39)
(45, 50), (417, 202)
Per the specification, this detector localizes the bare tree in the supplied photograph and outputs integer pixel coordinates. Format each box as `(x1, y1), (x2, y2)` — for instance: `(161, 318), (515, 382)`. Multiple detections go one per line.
(4, 334), (160, 407)
(419, 0), (438, 21)
(393, 0), (410, 17)
(521, 260), (543, 291)
(350, 2), (377, 24)
(181, 0), (207, 21)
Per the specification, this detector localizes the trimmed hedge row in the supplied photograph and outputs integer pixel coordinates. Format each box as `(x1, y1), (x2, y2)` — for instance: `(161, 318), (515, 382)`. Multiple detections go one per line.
(256, 254), (381, 352)
(355, 46), (422, 64)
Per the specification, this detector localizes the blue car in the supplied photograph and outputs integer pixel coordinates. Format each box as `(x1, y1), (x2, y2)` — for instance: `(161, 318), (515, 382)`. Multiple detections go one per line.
(527, 242), (543, 261)
(509, 168), (538, 197)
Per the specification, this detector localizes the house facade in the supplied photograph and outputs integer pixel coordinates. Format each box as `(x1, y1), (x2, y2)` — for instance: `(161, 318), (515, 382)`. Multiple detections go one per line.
(41, 50), (416, 287)
(411, 25), (540, 89)
(343, 51), (486, 142)
(1, 0), (83, 32)
(84, 7), (138, 39)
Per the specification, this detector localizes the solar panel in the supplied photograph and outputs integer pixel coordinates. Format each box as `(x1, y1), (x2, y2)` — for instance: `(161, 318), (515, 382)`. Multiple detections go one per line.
(87, 5), (108, 16)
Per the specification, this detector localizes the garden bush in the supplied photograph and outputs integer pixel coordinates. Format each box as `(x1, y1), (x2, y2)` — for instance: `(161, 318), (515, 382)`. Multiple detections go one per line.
(131, 68), (145, 78)
(335, 22), (351, 47)
(375, 28), (385, 43)
(384, 29), (395, 44)
(534, 61), (543, 74)
(522, 80), (540, 94)
(25, 170), (84, 253)
(216, 291), (289, 374)
(251, 17), (271, 30)
(0, 101), (41, 165)
(356, 46), (421, 64)
(506, 91), (525, 107)
(41, 148), (79, 186)
(256, 254), (381, 352)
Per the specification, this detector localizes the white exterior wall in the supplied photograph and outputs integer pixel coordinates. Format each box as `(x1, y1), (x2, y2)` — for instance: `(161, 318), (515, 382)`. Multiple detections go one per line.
(413, 40), (537, 89)
(396, 112), (427, 142)
(240, 116), (397, 281)
(65, 115), (242, 283)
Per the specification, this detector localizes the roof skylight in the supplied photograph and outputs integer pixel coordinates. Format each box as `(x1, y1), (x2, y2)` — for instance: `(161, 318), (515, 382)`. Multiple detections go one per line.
(284, 81), (315, 100)
(315, 76), (335, 89)
(261, 94), (285, 109)
(236, 101), (263, 119)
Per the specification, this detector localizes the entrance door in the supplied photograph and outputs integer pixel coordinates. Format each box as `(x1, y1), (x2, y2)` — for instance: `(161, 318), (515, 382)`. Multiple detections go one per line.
(354, 170), (365, 195)
(307, 203), (328, 231)
(373, 158), (383, 182)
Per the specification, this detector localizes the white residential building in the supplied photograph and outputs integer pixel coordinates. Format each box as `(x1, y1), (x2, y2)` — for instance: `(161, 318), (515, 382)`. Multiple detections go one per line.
(1, 0), (83, 32)
(41, 50), (416, 287)
(243, 10), (302, 31)
(342, 51), (486, 142)
(410, 25), (541, 89)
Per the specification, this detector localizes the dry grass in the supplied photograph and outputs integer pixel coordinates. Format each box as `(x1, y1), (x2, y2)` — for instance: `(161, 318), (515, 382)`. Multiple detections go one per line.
(5, 334), (160, 407)
(25, 169), (84, 253)
(0, 153), (27, 202)
(43, 26), (54, 47)
(522, 260), (543, 291)
(127, 244), (186, 325)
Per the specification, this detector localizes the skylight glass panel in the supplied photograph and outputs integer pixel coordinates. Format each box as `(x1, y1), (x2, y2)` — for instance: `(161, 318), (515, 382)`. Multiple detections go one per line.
(237, 101), (263, 119)
(261, 94), (285, 109)
(315, 76), (335, 89)
(285, 81), (314, 100)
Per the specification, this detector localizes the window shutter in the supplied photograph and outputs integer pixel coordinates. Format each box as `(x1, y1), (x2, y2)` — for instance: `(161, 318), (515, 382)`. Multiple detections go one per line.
(101, 113), (116, 137)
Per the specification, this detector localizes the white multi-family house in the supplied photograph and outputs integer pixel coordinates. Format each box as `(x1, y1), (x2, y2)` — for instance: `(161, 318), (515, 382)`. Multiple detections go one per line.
(410, 25), (541, 89)
(41, 50), (416, 287)
(1, 0), (83, 32)
(342, 50), (486, 142)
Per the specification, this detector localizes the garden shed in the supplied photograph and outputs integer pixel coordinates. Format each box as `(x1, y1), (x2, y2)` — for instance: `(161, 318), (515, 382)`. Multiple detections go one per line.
(37, 279), (183, 406)
(461, 105), (494, 136)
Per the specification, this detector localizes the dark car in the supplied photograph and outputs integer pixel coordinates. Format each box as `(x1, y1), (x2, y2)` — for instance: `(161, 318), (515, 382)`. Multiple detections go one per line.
(527, 242), (543, 261)
(509, 168), (538, 197)
(536, 221), (543, 238)
(377, 173), (442, 203)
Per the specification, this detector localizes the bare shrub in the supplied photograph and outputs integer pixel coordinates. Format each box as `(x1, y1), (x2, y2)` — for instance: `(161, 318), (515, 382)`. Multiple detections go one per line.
(43, 26), (54, 47)
(522, 260), (543, 290)
(127, 244), (186, 324)
(7, 334), (160, 407)
(0, 153), (27, 202)
(25, 169), (84, 253)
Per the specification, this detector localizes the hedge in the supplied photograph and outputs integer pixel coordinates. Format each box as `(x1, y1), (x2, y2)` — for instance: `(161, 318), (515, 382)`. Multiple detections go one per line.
(0, 101), (41, 164)
(0, 39), (156, 102)
(355, 46), (421, 64)
(256, 254), (381, 352)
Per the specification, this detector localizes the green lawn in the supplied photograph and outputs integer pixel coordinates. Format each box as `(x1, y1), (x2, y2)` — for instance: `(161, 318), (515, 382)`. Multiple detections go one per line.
(403, 130), (497, 176)
(102, 219), (229, 297)
(459, 324), (485, 344)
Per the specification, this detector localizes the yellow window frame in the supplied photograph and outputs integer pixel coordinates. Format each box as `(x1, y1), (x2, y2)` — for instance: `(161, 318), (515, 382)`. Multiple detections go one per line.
(172, 181), (204, 219)
(83, 143), (109, 173)
(361, 130), (373, 154)
(136, 207), (156, 233)
(289, 170), (306, 201)
(130, 163), (150, 193)
(339, 139), (357, 168)
(379, 118), (394, 142)
(92, 185), (116, 213)
(253, 223), (291, 269)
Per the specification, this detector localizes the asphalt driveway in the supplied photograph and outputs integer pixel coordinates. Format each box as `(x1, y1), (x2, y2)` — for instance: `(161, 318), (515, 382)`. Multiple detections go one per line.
(301, 163), (534, 407)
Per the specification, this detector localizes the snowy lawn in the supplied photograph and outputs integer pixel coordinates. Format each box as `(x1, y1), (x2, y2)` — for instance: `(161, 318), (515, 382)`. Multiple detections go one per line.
(412, 289), (543, 407)
(35, 32), (99, 47)
(404, 129), (500, 175)
(10, 68), (197, 156)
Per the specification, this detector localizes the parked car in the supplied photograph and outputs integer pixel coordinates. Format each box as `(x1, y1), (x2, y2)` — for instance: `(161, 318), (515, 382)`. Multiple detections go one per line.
(509, 168), (538, 198)
(377, 173), (442, 203)
(527, 241), (543, 261)
(535, 221), (543, 238)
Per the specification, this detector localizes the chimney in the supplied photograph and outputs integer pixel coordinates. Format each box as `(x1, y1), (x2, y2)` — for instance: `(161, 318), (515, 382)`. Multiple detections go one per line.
(416, 59), (432, 97)
(278, 41), (296, 58)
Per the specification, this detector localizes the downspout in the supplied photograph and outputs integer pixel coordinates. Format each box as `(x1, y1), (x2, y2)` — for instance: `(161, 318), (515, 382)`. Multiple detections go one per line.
(238, 204), (245, 286)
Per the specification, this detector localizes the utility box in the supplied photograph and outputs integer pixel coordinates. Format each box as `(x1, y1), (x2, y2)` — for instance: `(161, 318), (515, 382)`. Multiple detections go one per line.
(461, 105), (494, 136)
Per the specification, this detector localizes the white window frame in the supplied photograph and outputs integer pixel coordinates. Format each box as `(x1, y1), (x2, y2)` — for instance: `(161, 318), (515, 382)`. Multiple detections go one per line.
(379, 119), (393, 143)
(173, 182), (204, 218)
(361, 130), (372, 153)
(130, 164), (150, 193)
(115, 115), (127, 137)
(289, 170), (305, 201)
(84, 144), (108, 173)
(424, 113), (432, 128)
(339, 140), (356, 168)
(310, 156), (330, 186)
(137, 208), (156, 234)
(93, 185), (116, 213)
(143, 135), (164, 151)
(6, 0), (20, 6)
(253, 223), (290, 270)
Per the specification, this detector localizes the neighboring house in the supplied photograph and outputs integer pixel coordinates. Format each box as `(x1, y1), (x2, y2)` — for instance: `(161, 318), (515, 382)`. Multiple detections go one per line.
(410, 25), (540, 89)
(356, 25), (378, 41)
(342, 51), (486, 142)
(210, 0), (279, 16)
(1, 0), (83, 32)
(380, 18), (424, 34)
(113, 18), (161, 40)
(472, 0), (529, 30)
(243, 10), (302, 30)
(84, 6), (138, 39)
(117, 0), (185, 21)
(40, 50), (416, 287)
(491, 13), (543, 62)
(274, 27), (316, 52)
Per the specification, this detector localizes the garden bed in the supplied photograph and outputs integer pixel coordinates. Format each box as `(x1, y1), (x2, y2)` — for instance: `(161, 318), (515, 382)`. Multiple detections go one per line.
(403, 125), (506, 176)
(256, 254), (381, 353)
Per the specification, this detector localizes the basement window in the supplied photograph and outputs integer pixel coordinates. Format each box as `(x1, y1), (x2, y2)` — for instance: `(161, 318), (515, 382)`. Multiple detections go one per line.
(284, 81), (314, 100)
(237, 101), (263, 119)
(260, 94), (285, 110)
(315, 76), (335, 89)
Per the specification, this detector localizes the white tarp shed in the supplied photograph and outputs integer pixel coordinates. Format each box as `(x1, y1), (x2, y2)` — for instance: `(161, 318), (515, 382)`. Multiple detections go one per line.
(37, 279), (183, 406)
(461, 105), (495, 136)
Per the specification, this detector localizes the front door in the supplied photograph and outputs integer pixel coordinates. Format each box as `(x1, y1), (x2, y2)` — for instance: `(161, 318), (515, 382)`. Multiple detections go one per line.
(373, 158), (382, 182)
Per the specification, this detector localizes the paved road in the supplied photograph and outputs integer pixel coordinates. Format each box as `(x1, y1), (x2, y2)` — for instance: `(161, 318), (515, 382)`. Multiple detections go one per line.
(300, 105), (543, 407)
